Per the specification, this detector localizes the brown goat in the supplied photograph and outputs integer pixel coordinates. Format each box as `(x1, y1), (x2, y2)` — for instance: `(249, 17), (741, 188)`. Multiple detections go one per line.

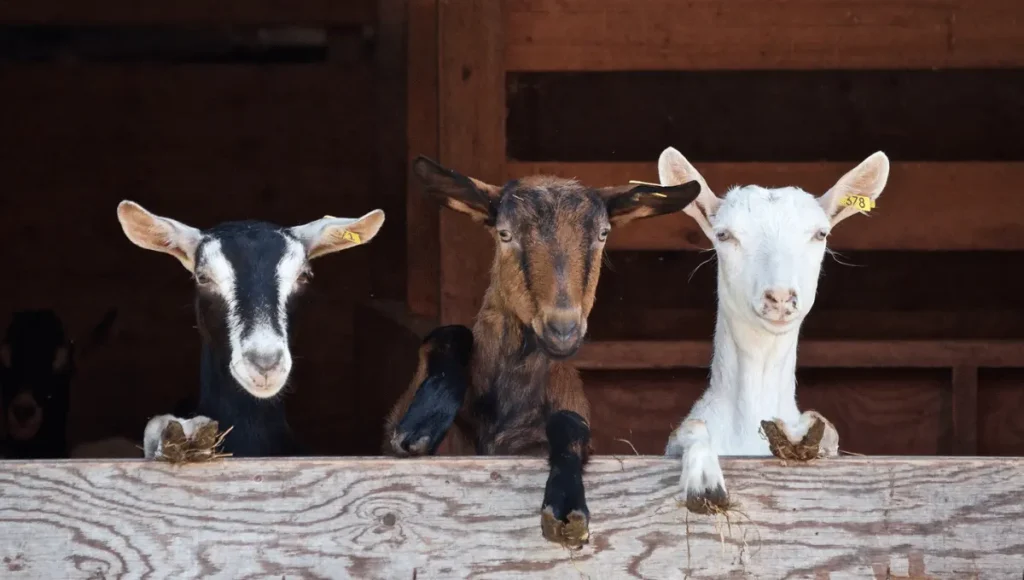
(384, 156), (701, 547)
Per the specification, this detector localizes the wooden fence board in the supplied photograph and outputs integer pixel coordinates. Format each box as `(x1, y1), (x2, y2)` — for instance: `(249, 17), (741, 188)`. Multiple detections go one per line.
(507, 0), (1024, 71)
(508, 161), (1024, 251)
(0, 457), (1020, 578)
(576, 340), (1024, 370)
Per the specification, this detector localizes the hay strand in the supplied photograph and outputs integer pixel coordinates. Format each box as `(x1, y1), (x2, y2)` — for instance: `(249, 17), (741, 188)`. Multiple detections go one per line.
(156, 420), (233, 464)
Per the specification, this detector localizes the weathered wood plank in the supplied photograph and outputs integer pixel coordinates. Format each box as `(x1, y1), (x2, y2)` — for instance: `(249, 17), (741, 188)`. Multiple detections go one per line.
(576, 340), (1024, 370)
(506, 0), (1024, 71)
(508, 161), (1024, 251)
(0, 1), (374, 25)
(0, 457), (1020, 578)
(437, 0), (505, 325)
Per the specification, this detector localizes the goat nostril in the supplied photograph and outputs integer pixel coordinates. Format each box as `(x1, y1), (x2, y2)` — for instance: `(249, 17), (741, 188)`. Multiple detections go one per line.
(764, 289), (798, 309)
(545, 320), (579, 341)
(245, 350), (284, 373)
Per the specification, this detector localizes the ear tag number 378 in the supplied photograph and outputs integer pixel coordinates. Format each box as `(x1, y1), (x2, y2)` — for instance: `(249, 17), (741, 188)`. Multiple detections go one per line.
(841, 195), (875, 213)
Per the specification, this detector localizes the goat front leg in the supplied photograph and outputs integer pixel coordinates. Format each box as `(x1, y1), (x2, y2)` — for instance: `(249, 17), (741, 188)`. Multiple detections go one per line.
(763, 410), (840, 460)
(540, 409), (591, 548)
(383, 325), (473, 457)
(666, 419), (730, 514)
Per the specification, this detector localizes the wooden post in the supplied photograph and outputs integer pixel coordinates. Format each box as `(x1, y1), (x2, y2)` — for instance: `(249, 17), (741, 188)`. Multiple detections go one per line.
(405, 0), (442, 318)
(436, 0), (505, 325)
(952, 364), (979, 455)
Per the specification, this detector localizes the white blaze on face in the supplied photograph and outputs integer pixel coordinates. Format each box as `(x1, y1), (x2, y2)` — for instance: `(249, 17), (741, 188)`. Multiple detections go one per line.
(199, 236), (306, 399)
(711, 186), (831, 333)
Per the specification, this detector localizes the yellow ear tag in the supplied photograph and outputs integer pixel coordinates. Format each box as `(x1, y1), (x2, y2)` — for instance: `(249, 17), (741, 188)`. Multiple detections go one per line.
(322, 215), (362, 244)
(840, 195), (875, 212)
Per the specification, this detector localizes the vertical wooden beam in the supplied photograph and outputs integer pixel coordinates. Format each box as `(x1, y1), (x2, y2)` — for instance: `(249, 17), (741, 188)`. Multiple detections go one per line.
(373, 0), (407, 304)
(951, 364), (979, 455)
(405, 0), (441, 318)
(436, 0), (505, 325)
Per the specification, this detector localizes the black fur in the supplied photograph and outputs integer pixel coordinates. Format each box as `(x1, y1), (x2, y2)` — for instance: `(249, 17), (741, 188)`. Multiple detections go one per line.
(188, 221), (303, 457)
(541, 410), (590, 522)
(394, 325), (473, 455)
(1, 309), (115, 459)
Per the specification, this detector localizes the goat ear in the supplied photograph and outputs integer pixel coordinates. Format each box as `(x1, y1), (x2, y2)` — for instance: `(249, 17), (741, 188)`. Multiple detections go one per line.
(117, 201), (203, 272)
(658, 147), (720, 240)
(597, 180), (702, 226)
(412, 155), (501, 224)
(818, 151), (890, 227)
(289, 209), (385, 260)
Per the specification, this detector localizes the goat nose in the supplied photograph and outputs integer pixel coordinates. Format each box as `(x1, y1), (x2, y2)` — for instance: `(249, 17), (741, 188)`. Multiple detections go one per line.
(245, 350), (284, 373)
(11, 403), (36, 422)
(763, 288), (798, 309)
(545, 318), (580, 341)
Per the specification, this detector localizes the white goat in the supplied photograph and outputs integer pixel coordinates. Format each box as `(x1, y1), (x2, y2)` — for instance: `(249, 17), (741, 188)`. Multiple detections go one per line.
(660, 147), (890, 510)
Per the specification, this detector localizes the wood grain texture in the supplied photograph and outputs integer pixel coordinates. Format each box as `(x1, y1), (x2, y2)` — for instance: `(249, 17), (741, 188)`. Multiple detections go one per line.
(437, 0), (505, 325)
(0, 457), (1021, 578)
(508, 162), (1024, 251)
(506, 0), (1024, 71)
(0, 0), (374, 24)
(405, 0), (442, 318)
(575, 340), (1024, 370)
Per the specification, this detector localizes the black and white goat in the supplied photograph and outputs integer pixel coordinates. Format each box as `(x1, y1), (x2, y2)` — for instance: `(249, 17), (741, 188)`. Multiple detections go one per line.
(116, 201), (384, 458)
(1, 308), (116, 459)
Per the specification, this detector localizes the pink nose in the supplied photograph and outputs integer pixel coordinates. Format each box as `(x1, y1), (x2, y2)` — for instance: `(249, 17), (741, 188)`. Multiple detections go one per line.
(762, 287), (798, 313)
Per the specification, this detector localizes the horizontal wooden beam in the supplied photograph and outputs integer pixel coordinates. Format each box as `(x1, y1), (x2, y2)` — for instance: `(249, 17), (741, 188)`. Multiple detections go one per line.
(0, 1), (374, 25)
(576, 339), (1024, 370)
(0, 457), (1020, 577)
(507, 0), (1024, 71)
(508, 161), (1024, 251)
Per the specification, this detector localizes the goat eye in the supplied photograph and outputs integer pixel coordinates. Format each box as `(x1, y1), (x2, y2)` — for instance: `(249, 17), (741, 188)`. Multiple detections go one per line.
(598, 228), (610, 242)
(194, 272), (212, 285)
(498, 230), (513, 242)
(297, 270), (313, 285)
(814, 229), (829, 241)
(715, 230), (733, 243)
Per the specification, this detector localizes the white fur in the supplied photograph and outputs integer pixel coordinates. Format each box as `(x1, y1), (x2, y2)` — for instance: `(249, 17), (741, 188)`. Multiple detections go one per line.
(659, 147), (889, 503)
(201, 239), (299, 399)
(142, 414), (215, 459)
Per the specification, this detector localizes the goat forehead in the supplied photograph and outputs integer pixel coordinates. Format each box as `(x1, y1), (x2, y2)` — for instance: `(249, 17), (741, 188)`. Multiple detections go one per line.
(199, 223), (292, 282)
(717, 186), (828, 233)
(499, 181), (604, 235)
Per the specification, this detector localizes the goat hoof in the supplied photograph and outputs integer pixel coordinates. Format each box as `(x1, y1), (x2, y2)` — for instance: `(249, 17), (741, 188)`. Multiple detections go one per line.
(541, 507), (590, 548)
(761, 412), (839, 461)
(683, 485), (731, 515)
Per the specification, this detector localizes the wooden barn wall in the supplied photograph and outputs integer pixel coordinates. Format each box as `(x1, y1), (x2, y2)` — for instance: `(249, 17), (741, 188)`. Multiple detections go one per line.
(0, 3), (394, 454)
